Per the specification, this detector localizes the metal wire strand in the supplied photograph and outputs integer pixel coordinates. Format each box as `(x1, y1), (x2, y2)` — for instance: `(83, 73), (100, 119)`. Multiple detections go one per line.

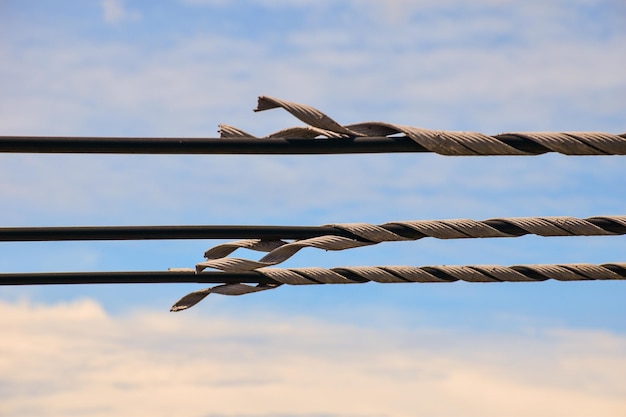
(2, 96), (625, 155)
(196, 216), (626, 273)
(1, 264), (623, 311)
(227, 96), (626, 156)
(170, 262), (626, 311)
(3, 216), (623, 242)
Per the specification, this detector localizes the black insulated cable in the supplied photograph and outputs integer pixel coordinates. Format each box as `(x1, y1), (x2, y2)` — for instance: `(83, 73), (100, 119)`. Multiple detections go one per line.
(1, 134), (624, 155)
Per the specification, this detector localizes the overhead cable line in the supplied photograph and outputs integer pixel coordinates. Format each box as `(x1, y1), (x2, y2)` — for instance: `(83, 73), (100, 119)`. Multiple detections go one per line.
(6, 263), (620, 287)
(1, 96), (625, 155)
(169, 262), (626, 311)
(0, 225), (355, 242)
(0, 264), (624, 312)
(1, 216), (625, 242)
(2, 95), (624, 313)
(0, 135), (428, 155)
(194, 216), (626, 272)
(0, 270), (269, 286)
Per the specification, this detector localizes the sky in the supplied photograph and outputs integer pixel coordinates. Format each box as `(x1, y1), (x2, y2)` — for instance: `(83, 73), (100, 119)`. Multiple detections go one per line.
(0, 0), (625, 416)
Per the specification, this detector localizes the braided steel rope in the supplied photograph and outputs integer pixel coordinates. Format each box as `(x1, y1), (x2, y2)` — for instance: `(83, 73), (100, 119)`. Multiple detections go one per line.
(218, 96), (626, 155)
(170, 262), (626, 311)
(196, 216), (626, 273)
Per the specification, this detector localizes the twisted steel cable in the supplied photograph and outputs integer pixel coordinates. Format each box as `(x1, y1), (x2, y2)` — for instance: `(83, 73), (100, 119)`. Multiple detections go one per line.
(2, 217), (625, 242)
(3, 95), (624, 155)
(218, 96), (626, 156)
(170, 262), (626, 311)
(196, 215), (626, 273)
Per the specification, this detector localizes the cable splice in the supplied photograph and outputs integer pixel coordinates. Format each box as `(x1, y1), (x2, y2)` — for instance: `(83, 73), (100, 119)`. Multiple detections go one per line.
(1, 263), (623, 312)
(1, 216), (624, 242)
(196, 216), (626, 273)
(219, 96), (626, 156)
(169, 263), (626, 311)
(2, 96), (625, 155)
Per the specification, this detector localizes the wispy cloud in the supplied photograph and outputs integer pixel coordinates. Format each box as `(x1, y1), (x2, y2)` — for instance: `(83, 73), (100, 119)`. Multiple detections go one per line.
(1, 299), (625, 417)
(101, 0), (141, 24)
(3, 1), (625, 136)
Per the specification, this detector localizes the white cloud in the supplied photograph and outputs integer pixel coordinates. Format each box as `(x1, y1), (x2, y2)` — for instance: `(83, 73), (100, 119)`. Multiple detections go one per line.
(101, 0), (141, 24)
(1, 299), (625, 417)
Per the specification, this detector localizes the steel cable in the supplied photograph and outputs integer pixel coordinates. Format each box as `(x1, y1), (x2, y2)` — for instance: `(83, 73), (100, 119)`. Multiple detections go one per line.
(2, 96), (624, 314)
(2, 216), (623, 242)
(217, 96), (626, 156)
(170, 262), (626, 311)
(1, 264), (623, 312)
(2, 96), (625, 155)
(196, 216), (626, 273)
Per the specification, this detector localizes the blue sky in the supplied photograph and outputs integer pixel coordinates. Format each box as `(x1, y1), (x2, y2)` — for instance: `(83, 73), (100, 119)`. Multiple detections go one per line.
(1, 1), (625, 416)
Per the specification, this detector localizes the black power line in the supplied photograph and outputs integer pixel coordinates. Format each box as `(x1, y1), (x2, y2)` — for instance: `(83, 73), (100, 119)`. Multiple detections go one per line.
(1, 218), (625, 242)
(0, 271), (274, 285)
(0, 135), (551, 155)
(2, 264), (625, 286)
(0, 225), (346, 242)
